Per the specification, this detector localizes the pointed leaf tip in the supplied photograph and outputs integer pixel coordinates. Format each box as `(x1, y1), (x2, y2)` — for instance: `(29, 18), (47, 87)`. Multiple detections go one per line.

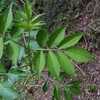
(46, 51), (60, 80)
(0, 4), (13, 34)
(58, 32), (85, 49)
(42, 81), (49, 93)
(65, 46), (95, 62)
(64, 88), (71, 100)
(36, 29), (48, 47)
(54, 85), (61, 100)
(6, 42), (18, 65)
(34, 51), (45, 78)
(57, 52), (75, 78)
(49, 25), (68, 48)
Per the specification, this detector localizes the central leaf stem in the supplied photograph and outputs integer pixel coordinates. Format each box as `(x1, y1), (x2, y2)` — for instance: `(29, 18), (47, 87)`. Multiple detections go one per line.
(28, 30), (33, 73)
(32, 48), (66, 52)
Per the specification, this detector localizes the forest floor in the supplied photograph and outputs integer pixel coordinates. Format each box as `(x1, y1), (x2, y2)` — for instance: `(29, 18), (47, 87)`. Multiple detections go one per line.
(25, 0), (100, 100)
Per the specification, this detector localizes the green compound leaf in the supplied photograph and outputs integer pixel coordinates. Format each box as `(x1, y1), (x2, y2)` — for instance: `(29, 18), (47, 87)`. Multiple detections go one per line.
(57, 52), (75, 78)
(58, 32), (85, 49)
(34, 51), (45, 78)
(36, 29), (48, 47)
(54, 85), (61, 100)
(65, 46), (95, 62)
(64, 88), (71, 100)
(8, 68), (28, 84)
(48, 25), (68, 48)
(0, 4), (13, 34)
(6, 41), (19, 65)
(46, 51), (60, 80)
(0, 81), (18, 100)
(0, 37), (3, 59)
(42, 81), (49, 93)
(0, 63), (6, 73)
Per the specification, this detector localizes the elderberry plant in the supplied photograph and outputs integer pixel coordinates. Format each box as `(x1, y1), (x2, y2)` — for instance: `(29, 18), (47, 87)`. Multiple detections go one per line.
(0, 0), (95, 100)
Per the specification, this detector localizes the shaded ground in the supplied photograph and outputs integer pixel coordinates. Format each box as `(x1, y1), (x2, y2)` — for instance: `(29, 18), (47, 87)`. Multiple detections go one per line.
(25, 0), (100, 100)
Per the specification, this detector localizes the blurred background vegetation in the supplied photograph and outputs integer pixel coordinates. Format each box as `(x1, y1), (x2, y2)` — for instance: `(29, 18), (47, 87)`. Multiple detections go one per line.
(0, 0), (92, 31)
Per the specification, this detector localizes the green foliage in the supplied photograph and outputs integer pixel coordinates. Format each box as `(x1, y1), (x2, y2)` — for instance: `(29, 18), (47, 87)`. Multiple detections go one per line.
(48, 25), (68, 48)
(57, 52), (75, 78)
(10, 26), (24, 37)
(66, 80), (82, 87)
(0, 54), (12, 71)
(0, 81), (18, 100)
(70, 0), (82, 8)
(8, 68), (28, 84)
(46, 51), (60, 80)
(15, 10), (45, 30)
(54, 85), (61, 100)
(86, 84), (97, 92)
(24, 0), (32, 21)
(0, 4), (12, 34)
(6, 41), (18, 65)
(65, 46), (95, 62)
(0, 63), (6, 73)
(65, 80), (82, 95)
(59, 71), (68, 81)
(58, 33), (85, 49)
(34, 51), (45, 78)
(0, 38), (3, 59)
(69, 87), (81, 94)
(0, 0), (95, 100)
(42, 81), (49, 93)
(36, 29), (48, 47)
(0, 0), (5, 13)
(64, 88), (71, 100)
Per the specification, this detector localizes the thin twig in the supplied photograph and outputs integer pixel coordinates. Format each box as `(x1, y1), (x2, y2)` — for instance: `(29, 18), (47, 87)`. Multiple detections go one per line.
(83, 35), (88, 50)
(19, 73), (36, 93)
(24, 76), (30, 86)
(26, 84), (43, 87)
(19, 0), (24, 4)
(12, 40), (25, 48)
(85, 89), (90, 95)
(92, 0), (98, 16)
(72, 61), (86, 76)
(19, 76), (31, 93)
(22, 33), (27, 47)
(27, 30), (33, 73)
